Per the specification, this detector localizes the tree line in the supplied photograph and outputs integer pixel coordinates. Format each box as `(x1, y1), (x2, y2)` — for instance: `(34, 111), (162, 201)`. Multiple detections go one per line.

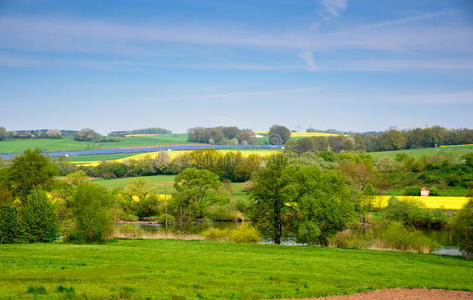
(0, 127), (75, 140)
(187, 126), (257, 145)
(108, 127), (172, 137)
(287, 126), (473, 154)
(361, 126), (473, 152)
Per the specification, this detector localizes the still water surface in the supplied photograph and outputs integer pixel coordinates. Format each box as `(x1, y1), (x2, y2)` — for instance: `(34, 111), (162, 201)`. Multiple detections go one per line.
(128, 221), (462, 256)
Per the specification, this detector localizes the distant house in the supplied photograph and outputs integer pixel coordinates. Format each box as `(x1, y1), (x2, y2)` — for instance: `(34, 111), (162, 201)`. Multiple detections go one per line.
(421, 187), (430, 197)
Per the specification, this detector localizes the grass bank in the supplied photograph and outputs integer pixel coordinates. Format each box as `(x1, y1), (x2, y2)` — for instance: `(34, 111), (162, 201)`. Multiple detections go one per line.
(0, 239), (472, 299)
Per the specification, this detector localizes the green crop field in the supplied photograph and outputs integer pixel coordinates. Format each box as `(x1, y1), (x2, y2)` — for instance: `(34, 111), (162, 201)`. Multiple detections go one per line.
(381, 186), (469, 197)
(93, 175), (176, 193)
(368, 145), (473, 162)
(0, 134), (193, 154)
(0, 239), (472, 299)
(93, 175), (248, 202)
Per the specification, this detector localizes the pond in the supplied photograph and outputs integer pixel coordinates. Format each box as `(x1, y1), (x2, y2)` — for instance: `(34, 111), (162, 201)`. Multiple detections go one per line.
(123, 221), (462, 256)
(421, 228), (462, 256)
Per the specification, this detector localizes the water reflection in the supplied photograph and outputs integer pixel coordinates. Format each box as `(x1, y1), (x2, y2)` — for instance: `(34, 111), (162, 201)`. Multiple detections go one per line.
(123, 221), (462, 256)
(137, 220), (241, 235)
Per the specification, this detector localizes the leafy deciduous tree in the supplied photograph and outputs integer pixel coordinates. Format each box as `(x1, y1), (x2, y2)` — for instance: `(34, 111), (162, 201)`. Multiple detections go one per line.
(67, 183), (114, 243)
(7, 149), (57, 199)
(173, 168), (221, 230)
(21, 189), (59, 243)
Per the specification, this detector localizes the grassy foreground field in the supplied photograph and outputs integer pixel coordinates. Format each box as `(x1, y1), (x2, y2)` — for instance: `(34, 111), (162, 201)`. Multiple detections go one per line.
(0, 239), (472, 299)
(0, 134), (193, 154)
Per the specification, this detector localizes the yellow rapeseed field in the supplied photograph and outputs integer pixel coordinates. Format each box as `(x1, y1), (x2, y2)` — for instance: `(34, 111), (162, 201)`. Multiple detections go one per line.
(71, 149), (280, 166)
(115, 150), (279, 162)
(440, 144), (473, 147)
(256, 132), (346, 137)
(372, 196), (470, 210)
(290, 132), (346, 137)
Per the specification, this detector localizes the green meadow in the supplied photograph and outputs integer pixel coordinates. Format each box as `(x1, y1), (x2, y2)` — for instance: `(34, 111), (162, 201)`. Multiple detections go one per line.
(369, 145), (473, 162)
(93, 175), (176, 193)
(0, 239), (472, 299)
(0, 134), (193, 154)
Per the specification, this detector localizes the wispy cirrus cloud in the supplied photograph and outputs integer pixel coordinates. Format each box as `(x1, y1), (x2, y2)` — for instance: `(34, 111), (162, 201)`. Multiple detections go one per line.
(143, 87), (326, 102)
(319, 0), (347, 18)
(0, 9), (472, 73)
(349, 90), (473, 104)
(298, 51), (318, 70)
(0, 10), (471, 54)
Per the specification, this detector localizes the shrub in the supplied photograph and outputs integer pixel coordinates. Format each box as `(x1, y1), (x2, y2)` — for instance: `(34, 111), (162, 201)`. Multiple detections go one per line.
(404, 186), (421, 196)
(429, 187), (439, 196)
(27, 286), (47, 295)
(383, 197), (448, 229)
(380, 222), (438, 253)
(241, 181), (253, 192)
(331, 221), (438, 253)
(158, 214), (175, 224)
(447, 174), (460, 186)
(56, 285), (75, 294)
(203, 224), (261, 243)
(66, 183), (114, 243)
(330, 228), (372, 249)
(118, 224), (144, 239)
(21, 189), (59, 243)
(0, 203), (20, 244)
(136, 194), (160, 218)
(202, 227), (230, 241)
(230, 223), (261, 243)
(206, 204), (240, 221)
(449, 200), (473, 257)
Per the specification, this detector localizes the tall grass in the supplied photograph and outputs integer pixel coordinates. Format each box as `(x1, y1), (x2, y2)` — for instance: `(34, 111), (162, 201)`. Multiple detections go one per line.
(203, 223), (261, 243)
(331, 221), (439, 253)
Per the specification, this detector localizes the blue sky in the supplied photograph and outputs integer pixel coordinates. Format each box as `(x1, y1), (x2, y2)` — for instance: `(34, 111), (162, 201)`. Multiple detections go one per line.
(0, 0), (472, 134)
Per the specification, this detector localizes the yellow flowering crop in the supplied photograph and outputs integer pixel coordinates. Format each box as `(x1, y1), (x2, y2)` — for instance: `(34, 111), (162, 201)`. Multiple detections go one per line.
(372, 196), (470, 210)
(439, 144), (473, 147)
(290, 132), (347, 137)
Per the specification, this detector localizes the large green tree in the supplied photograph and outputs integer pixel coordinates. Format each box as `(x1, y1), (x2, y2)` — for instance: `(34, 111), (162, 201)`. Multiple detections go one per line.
(268, 125), (291, 145)
(375, 129), (406, 151)
(7, 149), (57, 199)
(282, 165), (358, 245)
(248, 154), (290, 244)
(67, 183), (114, 243)
(173, 168), (221, 230)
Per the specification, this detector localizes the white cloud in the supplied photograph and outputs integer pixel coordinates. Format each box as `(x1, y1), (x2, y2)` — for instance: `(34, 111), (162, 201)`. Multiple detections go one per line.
(319, 0), (347, 18)
(0, 10), (472, 73)
(337, 90), (473, 104)
(1, 11), (471, 55)
(298, 51), (318, 70)
(144, 87), (327, 102)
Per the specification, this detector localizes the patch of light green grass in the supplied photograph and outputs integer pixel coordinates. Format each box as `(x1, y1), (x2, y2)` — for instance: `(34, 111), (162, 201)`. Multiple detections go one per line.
(0, 239), (472, 299)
